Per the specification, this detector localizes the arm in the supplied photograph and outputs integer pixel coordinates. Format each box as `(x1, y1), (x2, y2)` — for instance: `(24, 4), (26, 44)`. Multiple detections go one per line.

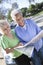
(28, 19), (41, 33)
(5, 43), (23, 54)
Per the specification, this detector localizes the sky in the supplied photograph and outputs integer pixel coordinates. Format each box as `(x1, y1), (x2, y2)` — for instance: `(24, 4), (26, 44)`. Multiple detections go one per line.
(16, 0), (43, 8)
(10, 0), (43, 8)
(0, 0), (43, 14)
(0, 0), (43, 9)
(16, 0), (29, 8)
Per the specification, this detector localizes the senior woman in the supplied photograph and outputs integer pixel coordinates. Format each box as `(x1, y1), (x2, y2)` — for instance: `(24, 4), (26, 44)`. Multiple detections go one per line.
(0, 20), (31, 65)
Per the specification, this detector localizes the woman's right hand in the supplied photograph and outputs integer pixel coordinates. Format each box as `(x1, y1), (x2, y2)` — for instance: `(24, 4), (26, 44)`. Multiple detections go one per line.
(5, 48), (14, 54)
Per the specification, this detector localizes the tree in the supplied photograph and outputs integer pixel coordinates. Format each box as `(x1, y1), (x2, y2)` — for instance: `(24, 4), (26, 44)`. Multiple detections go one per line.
(0, 0), (2, 3)
(40, 2), (43, 10)
(7, 10), (12, 22)
(0, 12), (5, 19)
(28, 4), (36, 15)
(21, 8), (27, 17)
(28, 0), (35, 3)
(35, 3), (42, 11)
(12, 2), (18, 9)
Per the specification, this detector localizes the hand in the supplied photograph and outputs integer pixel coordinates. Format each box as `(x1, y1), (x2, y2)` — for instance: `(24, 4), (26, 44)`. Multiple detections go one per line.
(18, 43), (23, 46)
(5, 48), (14, 54)
(12, 43), (24, 49)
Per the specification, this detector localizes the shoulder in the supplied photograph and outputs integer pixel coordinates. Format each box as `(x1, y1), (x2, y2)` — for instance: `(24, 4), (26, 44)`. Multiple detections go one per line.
(25, 19), (36, 27)
(24, 18), (34, 24)
(15, 25), (21, 33)
(26, 19), (35, 24)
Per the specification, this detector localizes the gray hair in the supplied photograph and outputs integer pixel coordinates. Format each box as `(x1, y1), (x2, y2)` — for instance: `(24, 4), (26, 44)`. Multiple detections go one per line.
(0, 20), (9, 28)
(11, 9), (22, 21)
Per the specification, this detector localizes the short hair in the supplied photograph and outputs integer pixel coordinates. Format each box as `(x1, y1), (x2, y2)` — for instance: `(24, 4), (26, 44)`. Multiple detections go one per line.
(11, 9), (22, 21)
(0, 20), (9, 28)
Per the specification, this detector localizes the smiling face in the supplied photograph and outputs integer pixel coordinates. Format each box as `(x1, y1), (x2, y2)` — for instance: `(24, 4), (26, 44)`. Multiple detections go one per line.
(1, 22), (11, 35)
(15, 13), (25, 27)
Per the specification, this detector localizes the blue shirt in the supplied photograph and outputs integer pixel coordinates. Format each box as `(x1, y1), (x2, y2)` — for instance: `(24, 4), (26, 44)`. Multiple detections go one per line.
(15, 19), (42, 51)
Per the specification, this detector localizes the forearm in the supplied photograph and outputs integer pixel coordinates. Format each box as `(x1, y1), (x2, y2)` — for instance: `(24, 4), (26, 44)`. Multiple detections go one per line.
(5, 43), (23, 54)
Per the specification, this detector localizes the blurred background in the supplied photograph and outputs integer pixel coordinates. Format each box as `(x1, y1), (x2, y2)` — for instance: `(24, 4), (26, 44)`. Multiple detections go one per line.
(0, 0), (43, 27)
(0, 0), (43, 22)
(0, 0), (43, 28)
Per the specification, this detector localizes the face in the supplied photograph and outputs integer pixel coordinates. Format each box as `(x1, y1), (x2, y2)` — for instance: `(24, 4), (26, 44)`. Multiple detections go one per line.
(1, 23), (11, 35)
(15, 13), (25, 27)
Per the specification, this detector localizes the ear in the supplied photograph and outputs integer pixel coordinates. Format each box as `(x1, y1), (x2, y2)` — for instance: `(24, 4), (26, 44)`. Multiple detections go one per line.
(0, 28), (4, 35)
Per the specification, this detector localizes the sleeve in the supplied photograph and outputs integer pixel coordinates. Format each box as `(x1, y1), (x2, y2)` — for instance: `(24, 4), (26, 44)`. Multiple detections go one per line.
(11, 31), (20, 46)
(14, 34), (20, 44)
(1, 36), (9, 49)
(33, 21), (41, 34)
(15, 30), (27, 45)
(0, 37), (2, 47)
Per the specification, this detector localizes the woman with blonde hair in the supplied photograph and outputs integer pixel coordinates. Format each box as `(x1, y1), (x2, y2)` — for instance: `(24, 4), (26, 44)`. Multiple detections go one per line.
(0, 20), (31, 65)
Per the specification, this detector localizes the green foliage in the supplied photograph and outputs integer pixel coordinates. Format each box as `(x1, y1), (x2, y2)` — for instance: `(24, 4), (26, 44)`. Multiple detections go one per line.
(0, 13), (5, 19)
(29, 4), (36, 14)
(21, 2), (43, 17)
(7, 10), (12, 22)
(21, 8), (27, 17)
(0, 0), (2, 3)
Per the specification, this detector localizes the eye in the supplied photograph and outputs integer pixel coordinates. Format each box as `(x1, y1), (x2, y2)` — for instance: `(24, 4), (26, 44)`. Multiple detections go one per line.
(7, 26), (10, 28)
(3, 28), (7, 31)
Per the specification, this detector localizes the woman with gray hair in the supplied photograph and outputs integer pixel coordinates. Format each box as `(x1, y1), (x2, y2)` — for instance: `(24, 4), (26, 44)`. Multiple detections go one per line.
(0, 20), (31, 65)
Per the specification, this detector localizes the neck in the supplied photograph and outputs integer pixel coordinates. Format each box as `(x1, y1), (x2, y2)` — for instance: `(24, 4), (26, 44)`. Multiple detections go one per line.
(5, 33), (13, 39)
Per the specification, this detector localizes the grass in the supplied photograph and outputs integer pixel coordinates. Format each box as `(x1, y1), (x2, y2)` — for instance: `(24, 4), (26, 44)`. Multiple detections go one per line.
(33, 11), (43, 17)
(25, 11), (43, 19)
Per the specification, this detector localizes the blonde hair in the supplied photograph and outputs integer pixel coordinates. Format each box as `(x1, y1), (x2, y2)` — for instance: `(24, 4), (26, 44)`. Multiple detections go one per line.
(0, 20), (9, 28)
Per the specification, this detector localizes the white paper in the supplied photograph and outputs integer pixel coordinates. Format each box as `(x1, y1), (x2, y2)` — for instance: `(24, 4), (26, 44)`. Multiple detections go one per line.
(14, 46), (34, 58)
